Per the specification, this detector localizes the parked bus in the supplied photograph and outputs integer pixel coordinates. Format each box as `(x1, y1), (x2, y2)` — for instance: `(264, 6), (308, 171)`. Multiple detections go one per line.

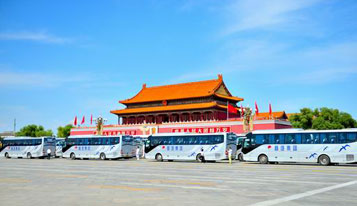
(242, 129), (357, 165)
(55, 138), (66, 158)
(145, 133), (237, 162)
(133, 137), (144, 158)
(236, 133), (247, 161)
(0, 136), (56, 159)
(63, 135), (134, 160)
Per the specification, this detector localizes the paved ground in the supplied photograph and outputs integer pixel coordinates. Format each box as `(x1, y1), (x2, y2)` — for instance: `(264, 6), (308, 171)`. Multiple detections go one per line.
(1, 157), (357, 206)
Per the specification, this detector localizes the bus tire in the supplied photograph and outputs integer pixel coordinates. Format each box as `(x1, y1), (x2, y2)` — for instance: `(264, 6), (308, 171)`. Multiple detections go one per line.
(238, 153), (244, 161)
(70, 153), (76, 160)
(100, 153), (106, 160)
(258, 154), (268, 164)
(5, 152), (10, 159)
(196, 154), (203, 162)
(27, 152), (32, 159)
(155, 153), (163, 162)
(318, 155), (330, 166)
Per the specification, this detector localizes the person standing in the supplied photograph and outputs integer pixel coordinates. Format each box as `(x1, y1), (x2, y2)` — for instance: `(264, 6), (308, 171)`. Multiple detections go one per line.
(228, 147), (233, 164)
(47, 148), (51, 160)
(136, 146), (140, 160)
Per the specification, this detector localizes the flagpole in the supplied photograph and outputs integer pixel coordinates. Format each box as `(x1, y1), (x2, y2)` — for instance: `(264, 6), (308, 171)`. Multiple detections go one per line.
(227, 101), (229, 120)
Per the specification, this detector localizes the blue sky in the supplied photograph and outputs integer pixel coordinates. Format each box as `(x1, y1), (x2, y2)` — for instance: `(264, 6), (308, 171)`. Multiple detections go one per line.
(1, 0), (357, 133)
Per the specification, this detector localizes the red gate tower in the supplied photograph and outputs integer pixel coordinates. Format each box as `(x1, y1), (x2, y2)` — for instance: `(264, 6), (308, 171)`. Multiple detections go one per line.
(70, 74), (291, 136)
(112, 74), (241, 124)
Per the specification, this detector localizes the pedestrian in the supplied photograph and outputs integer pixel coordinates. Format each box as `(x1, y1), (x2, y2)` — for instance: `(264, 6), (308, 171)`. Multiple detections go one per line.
(47, 148), (51, 160)
(200, 147), (205, 163)
(136, 146), (140, 160)
(228, 147), (233, 164)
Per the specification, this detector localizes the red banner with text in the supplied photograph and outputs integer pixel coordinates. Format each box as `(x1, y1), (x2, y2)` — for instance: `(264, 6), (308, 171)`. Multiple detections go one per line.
(172, 127), (230, 134)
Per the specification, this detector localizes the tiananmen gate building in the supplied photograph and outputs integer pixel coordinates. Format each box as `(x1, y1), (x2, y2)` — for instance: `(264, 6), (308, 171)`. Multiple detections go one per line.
(70, 75), (292, 136)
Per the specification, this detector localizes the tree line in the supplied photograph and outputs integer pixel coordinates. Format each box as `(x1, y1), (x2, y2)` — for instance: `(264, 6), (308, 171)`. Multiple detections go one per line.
(14, 124), (73, 138)
(289, 107), (357, 130)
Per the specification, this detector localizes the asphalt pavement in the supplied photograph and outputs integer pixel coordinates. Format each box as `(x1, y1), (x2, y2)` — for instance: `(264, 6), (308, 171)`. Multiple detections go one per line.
(1, 157), (357, 206)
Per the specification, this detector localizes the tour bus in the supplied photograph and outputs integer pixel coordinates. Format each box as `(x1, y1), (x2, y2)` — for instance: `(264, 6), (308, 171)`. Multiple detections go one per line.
(145, 132), (237, 162)
(133, 137), (144, 157)
(236, 133), (247, 161)
(62, 135), (134, 160)
(0, 136), (56, 159)
(55, 138), (66, 158)
(242, 128), (357, 166)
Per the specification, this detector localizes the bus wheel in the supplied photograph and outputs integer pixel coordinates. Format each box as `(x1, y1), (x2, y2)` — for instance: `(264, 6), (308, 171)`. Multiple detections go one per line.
(258, 154), (268, 164)
(155, 153), (163, 162)
(318, 155), (330, 166)
(27, 152), (32, 159)
(70, 153), (76, 160)
(5, 152), (10, 159)
(100, 153), (106, 160)
(238, 153), (243, 161)
(196, 154), (203, 162)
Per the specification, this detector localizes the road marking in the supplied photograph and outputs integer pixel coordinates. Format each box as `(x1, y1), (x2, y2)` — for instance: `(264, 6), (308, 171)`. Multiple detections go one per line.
(249, 180), (357, 206)
(144, 179), (216, 186)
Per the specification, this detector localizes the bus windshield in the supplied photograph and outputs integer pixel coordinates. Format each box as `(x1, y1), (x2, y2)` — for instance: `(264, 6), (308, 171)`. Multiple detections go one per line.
(44, 137), (56, 146)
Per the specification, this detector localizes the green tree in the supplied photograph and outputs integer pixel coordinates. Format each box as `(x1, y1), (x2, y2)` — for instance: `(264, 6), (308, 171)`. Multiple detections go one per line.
(289, 108), (314, 129)
(57, 124), (73, 138)
(289, 107), (357, 130)
(16, 124), (53, 137)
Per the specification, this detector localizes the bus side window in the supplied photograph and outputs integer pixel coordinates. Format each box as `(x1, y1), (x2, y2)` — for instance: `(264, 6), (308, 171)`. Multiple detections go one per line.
(295, 134), (302, 144)
(338, 133), (347, 144)
(279, 134), (285, 144)
(285, 134), (296, 144)
(328, 133), (337, 144)
(311, 133), (319, 144)
(215, 136), (223, 144)
(302, 134), (310, 144)
(347, 133), (357, 143)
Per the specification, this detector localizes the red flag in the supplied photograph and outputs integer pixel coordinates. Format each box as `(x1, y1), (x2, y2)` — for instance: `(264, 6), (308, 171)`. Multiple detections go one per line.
(81, 116), (85, 125)
(269, 103), (272, 118)
(228, 104), (237, 114)
(90, 114), (93, 125)
(74, 116), (77, 126)
(255, 101), (259, 115)
(241, 104), (244, 117)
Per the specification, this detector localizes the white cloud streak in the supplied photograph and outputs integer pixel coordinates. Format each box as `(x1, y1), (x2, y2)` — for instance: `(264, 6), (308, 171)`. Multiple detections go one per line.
(0, 31), (72, 44)
(223, 0), (321, 35)
(0, 72), (89, 88)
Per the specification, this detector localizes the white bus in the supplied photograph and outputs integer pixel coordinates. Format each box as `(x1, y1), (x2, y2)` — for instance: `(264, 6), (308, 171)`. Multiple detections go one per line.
(235, 133), (247, 161)
(55, 138), (66, 158)
(63, 135), (134, 160)
(133, 137), (144, 157)
(145, 133), (237, 162)
(242, 129), (357, 165)
(0, 137), (56, 159)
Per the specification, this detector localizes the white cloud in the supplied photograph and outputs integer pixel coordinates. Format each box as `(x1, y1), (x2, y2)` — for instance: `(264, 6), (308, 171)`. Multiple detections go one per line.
(0, 31), (72, 44)
(222, 0), (321, 35)
(0, 71), (89, 88)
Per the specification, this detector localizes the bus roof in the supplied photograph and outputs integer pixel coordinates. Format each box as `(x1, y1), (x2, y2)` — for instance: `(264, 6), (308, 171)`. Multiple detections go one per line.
(67, 135), (130, 139)
(3, 136), (49, 140)
(252, 128), (357, 134)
